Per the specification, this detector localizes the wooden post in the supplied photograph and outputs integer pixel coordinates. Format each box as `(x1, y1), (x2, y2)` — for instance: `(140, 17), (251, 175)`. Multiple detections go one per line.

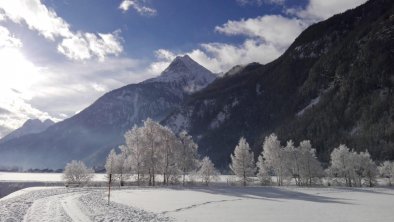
(108, 173), (112, 205)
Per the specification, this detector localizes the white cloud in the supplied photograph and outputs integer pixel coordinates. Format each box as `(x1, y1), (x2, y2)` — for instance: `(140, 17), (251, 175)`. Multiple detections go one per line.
(0, 54), (148, 135)
(0, 37), (60, 132)
(0, 25), (22, 48)
(0, 0), (124, 60)
(119, 0), (157, 16)
(149, 15), (306, 73)
(0, 89), (58, 130)
(0, 0), (72, 40)
(151, 38), (283, 74)
(287, 0), (368, 22)
(215, 15), (306, 49)
(236, 0), (284, 6)
(57, 34), (91, 60)
(153, 0), (367, 74)
(146, 49), (176, 74)
(0, 30), (138, 134)
(58, 31), (123, 61)
(26, 56), (145, 118)
(0, 12), (5, 21)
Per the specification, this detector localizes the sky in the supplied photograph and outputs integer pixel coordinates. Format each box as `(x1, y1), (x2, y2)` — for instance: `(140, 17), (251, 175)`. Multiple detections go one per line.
(0, 0), (367, 137)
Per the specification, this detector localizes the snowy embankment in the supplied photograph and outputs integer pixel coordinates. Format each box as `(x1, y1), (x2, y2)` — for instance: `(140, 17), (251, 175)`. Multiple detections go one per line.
(1, 186), (394, 222)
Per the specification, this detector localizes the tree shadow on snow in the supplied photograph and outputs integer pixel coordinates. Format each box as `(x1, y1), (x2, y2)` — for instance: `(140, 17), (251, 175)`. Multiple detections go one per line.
(335, 187), (394, 196)
(175, 186), (352, 204)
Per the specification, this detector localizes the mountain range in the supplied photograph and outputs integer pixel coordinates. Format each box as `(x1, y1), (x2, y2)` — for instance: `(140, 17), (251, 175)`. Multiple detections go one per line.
(0, 55), (216, 169)
(0, 0), (392, 170)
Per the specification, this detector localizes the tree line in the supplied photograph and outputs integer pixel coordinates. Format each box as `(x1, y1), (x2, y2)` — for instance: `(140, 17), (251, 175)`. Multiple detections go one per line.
(230, 134), (394, 187)
(63, 120), (394, 187)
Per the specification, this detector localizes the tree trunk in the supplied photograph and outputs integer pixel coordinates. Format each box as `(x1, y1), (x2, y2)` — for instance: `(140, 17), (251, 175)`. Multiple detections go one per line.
(152, 168), (155, 186)
(243, 170), (246, 186)
(183, 171), (186, 186)
(149, 169), (152, 186)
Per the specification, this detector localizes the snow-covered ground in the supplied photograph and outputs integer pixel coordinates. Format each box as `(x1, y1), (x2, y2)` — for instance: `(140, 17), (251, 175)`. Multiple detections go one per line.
(1, 186), (394, 222)
(0, 187), (170, 222)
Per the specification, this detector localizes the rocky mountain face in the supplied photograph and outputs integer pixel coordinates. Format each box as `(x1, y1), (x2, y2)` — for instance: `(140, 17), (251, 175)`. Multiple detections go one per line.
(0, 119), (54, 144)
(163, 0), (394, 168)
(0, 56), (216, 169)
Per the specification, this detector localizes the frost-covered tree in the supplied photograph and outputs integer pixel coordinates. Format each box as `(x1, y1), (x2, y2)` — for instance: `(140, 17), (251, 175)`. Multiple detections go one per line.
(284, 140), (301, 185)
(141, 118), (162, 186)
(328, 144), (354, 186)
(116, 145), (128, 186)
(256, 155), (271, 185)
(106, 119), (199, 186)
(329, 145), (377, 187)
(262, 134), (288, 186)
(63, 160), (94, 187)
(230, 137), (255, 186)
(198, 156), (219, 185)
(105, 149), (118, 183)
(157, 125), (180, 185)
(379, 161), (394, 186)
(124, 126), (145, 185)
(178, 130), (199, 185)
(297, 140), (324, 186)
(353, 151), (378, 187)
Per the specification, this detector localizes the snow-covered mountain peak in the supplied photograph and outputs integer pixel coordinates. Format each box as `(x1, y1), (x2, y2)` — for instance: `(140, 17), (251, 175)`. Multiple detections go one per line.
(0, 118), (54, 144)
(146, 55), (217, 93)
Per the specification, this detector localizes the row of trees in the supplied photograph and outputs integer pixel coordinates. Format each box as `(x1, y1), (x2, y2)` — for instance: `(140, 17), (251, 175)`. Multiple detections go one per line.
(105, 119), (219, 186)
(229, 134), (323, 186)
(229, 134), (394, 187)
(62, 124), (394, 187)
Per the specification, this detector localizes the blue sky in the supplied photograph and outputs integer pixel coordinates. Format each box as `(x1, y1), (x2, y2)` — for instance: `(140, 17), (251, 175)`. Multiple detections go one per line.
(0, 0), (367, 137)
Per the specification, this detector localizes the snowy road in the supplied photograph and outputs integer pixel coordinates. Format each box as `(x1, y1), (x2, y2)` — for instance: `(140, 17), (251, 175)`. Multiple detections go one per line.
(0, 187), (170, 222)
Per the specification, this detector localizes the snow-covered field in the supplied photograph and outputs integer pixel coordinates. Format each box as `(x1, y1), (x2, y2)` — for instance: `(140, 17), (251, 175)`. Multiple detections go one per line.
(1, 186), (394, 222)
(0, 172), (107, 182)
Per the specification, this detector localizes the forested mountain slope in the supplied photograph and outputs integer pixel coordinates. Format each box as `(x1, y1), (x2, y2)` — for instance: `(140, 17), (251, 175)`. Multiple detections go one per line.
(164, 0), (394, 168)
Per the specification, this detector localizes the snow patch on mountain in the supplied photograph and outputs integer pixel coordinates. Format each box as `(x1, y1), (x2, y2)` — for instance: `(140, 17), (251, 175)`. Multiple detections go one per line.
(256, 84), (262, 96)
(166, 110), (191, 134)
(296, 96), (321, 116)
(210, 105), (232, 129)
(145, 55), (216, 93)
